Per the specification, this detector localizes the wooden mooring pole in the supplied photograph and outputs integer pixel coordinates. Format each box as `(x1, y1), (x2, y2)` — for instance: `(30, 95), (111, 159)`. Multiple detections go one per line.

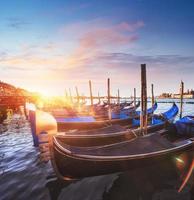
(98, 92), (101, 104)
(151, 84), (154, 107)
(140, 64), (148, 135)
(65, 89), (69, 104)
(180, 81), (184, 119)
(107, 78), (111, 120)
(117, 89), (120, 107)
(81, 93), (85, 104)
(75, 86), (80, 104)
(69, 88), (73, 104)
(89, 80), (94, 112)
(134, 88), (136, 106)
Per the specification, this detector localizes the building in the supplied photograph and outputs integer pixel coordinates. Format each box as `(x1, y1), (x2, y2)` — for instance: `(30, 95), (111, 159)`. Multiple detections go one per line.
(172, 93), (194, 99)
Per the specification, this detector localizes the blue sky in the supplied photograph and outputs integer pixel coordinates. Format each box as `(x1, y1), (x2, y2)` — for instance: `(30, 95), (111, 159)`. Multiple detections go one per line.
(0, 0), (194, 96)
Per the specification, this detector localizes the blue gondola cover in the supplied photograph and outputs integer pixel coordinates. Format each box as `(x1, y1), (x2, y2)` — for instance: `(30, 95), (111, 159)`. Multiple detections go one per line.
(175, 116), (194, 136)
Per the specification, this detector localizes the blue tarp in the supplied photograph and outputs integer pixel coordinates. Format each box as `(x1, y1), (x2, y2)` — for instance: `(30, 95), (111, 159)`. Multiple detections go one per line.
(175, 116), (194, 135)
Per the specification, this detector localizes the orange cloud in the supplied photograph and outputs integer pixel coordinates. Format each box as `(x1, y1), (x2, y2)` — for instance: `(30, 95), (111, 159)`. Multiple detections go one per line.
(1, 54), (65, 69)
(1, 21), (144, 71)
(79, 21), (144, 49)
(65, 21), (144, 67)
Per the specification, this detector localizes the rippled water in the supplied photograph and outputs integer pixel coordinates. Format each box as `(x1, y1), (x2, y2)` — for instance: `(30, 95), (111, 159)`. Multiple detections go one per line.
(0, 102), (194, 200)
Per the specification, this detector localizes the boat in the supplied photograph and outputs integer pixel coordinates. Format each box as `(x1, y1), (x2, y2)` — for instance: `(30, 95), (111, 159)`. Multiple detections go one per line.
(91, 101), (139, 120)
(55, 101), (143, 131)
(49, 115), (194, 181)
(28, 101), (141, 147)
(47, 103), (178, 147)
(111, 102), (157, 119)
(47, 101), (136, 121)
(175, 116), (194, 136)
(102, 101), (134, 109)
(47, 107), (78, 118)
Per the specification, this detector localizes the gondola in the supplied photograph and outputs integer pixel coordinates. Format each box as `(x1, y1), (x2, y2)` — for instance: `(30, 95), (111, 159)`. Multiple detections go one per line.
(29, 101), (141, 147)
(47, 107), (77, 118)
(50, 114), (194, 180)
(47, 103), (178, 147)
(91, 101), (139, 120)
(49, 101), (136, 120)
(55, 101), (142, 131)
(175, 116), (194, 136)
(112, 101), (157, 119)
(103, 101), (134, 109)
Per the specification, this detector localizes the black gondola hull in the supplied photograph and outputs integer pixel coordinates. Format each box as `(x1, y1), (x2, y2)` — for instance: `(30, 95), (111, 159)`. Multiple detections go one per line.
(57, 117), (134, 131)
(55, 122), (167, 147)
(53, 102), (178, 147)
(52, 139), (194, 180)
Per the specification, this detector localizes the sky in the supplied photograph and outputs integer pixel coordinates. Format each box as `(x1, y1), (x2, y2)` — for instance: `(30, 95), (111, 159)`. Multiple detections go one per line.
(0, 0), (194, 97)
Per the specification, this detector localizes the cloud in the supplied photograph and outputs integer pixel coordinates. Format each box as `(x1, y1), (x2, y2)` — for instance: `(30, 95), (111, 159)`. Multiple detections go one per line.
(79, 20), (144, 49)
(0, 18), (144, 71)
(65, 20), (144, 67)
(0, 54), (66, 71)
(93, 53), (194, 66)
(6, 17), (30, 29)
(79, 28), (138, 49)
(0, 20), (147, 92)
(0, 42), (66, 71)
(20, 42), (57, 54)
(116, 21), (145, 32)
(59, 52), (194, 86)
(0, 51), (7, 60)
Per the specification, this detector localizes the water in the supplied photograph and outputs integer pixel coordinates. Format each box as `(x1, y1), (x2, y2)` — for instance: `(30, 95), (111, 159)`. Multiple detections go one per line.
(0, 103), (194, 200)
